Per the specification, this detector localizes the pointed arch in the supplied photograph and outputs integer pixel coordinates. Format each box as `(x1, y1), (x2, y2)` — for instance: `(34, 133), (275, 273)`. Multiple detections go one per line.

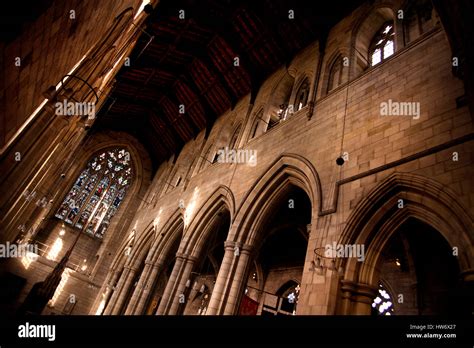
(266, 70), (295, 128)
(339, 172), (474, 286)
(229, 123), (242, 149)
(181, 185), (235, 259)
(126, 223), (156, 270)
(108, 227), (138, 273)
(147, 208), (184, 265)
(230, 153), (321, 245)
(350, 5), (397, 77)
(248, 108), (264, 140)
(54, 147), (133, 238)
(292, 75), (310, 111)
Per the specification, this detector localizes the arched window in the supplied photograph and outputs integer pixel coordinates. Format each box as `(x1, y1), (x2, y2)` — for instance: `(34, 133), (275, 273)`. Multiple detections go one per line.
(229, 125), (241, 149)
(327, 57), (344, 92)
(250, 121), (259, 139)
(55, 148), (133, 238)
(370, 22), (395, 66)
(294, 79), (310, 111)
(405, 0), (435, 44)
(274, 280), (301, 315)
(212, 148), (224, 163)
(250, 110), (263, 139)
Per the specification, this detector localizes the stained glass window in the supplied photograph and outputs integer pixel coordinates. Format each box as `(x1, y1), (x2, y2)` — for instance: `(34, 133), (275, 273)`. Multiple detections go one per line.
(55, 148), (133, 238)
(372, 283), (394, 315)
(370, 22), (395, 66)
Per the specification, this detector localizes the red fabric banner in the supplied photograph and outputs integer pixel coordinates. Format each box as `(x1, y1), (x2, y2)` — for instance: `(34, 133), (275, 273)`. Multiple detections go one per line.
(239, 294), (259, 315)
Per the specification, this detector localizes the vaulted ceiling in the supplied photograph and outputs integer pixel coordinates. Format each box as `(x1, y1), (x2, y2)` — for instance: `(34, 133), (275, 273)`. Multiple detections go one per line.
(93, 0), (365, 170)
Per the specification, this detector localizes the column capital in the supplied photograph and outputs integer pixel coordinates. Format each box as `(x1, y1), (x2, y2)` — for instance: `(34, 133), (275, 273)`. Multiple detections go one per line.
(224, 241), (254, 254)
(241, 243), (254, 253)
(124, 265), (139, 273)
(175, 252), (188, 260)
(340, 280), (378, 304)
(175, 252), (197, 263)
(145, 259), (162, 268)
(224, 240), (238, 250)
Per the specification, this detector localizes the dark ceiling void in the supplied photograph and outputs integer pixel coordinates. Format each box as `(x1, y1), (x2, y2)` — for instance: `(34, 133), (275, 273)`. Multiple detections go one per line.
(93, 0), (366, 170)
(0, 0), (54, 43)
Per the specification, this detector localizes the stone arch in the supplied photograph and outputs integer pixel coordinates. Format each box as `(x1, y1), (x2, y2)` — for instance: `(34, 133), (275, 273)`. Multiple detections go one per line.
(247, 106), (265, 141)
(65, 132), (152, 277)
(276, 279), (301, 295)
(350, 4), (398, 77)
(109, 225), (142, 272)
(230, 153), (321, 246)
(63, 131), (152, 217)
(122, 209), (185, 315)
(181, 185), (235, 259)
(229, 123), (242, 149)
(399, 0), (439, 46)
(212, 155), (317, 315)
(101, 221), (155, 315)
(290, 74), (311, 112)
(147, 208), (184, 265)
(126, 224), (155, 270)
(108, 218), (155, 273)
(340, 172), (474, 288)
(264, 70), (295, 127)
(320, 48), (350, 96)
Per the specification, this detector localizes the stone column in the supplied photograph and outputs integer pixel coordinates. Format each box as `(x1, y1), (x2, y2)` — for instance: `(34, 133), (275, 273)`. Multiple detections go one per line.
(352, 283), (377, 315)
(206, 241), (237, 315)
(111, 266), (139, 315)
(103, 267), (130, 315)
(222, 243), (253, 315)
(90, 268), (120, 315)
(156, 254), (186, 315)
(338, 280), (354, 315)
(167, 256), (196, 315)
(124, 261), (153, 314)
(132, 262), (162, 315)
(103, 266), (137, 315)
(339, 280), (377, 315)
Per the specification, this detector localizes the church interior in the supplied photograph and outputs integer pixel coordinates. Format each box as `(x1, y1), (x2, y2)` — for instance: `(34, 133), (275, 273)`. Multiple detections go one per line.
(0, 0), (473, 318)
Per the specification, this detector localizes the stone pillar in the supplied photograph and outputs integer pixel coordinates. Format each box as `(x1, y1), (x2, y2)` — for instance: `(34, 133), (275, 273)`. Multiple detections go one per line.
(103, 268), (129, 315)
(352, 283), (378, 315)
(340, 280), (378, 315)
(156, 254), (186, 315)
(124, 262), (153, 314)
(339, 280), (354, 315)
(167, 256), (196, 315)
(103, 266), (136, 315)
(132, 262), (162, 315)
(206, 241), (237, 315)
(222, 243), (253, 315)
(90, 268), (120, 315)
(111, 266), (138, 315)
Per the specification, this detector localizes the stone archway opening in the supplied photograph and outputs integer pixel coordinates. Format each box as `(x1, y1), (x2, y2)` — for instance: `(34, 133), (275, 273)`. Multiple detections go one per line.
(181, 209), (231, 315)
(371, 218), (467, 315)
(144, 228), (183, 315)
(240, 185), (311, 315)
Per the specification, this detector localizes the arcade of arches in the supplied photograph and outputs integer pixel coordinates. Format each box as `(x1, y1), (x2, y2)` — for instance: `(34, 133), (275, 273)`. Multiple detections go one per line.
(0, 0), (473, 316)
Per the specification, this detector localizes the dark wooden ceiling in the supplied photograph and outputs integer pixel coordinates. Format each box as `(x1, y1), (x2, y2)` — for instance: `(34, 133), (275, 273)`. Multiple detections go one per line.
(0, 0), (54, 43)
(93, 0), (365, 170)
